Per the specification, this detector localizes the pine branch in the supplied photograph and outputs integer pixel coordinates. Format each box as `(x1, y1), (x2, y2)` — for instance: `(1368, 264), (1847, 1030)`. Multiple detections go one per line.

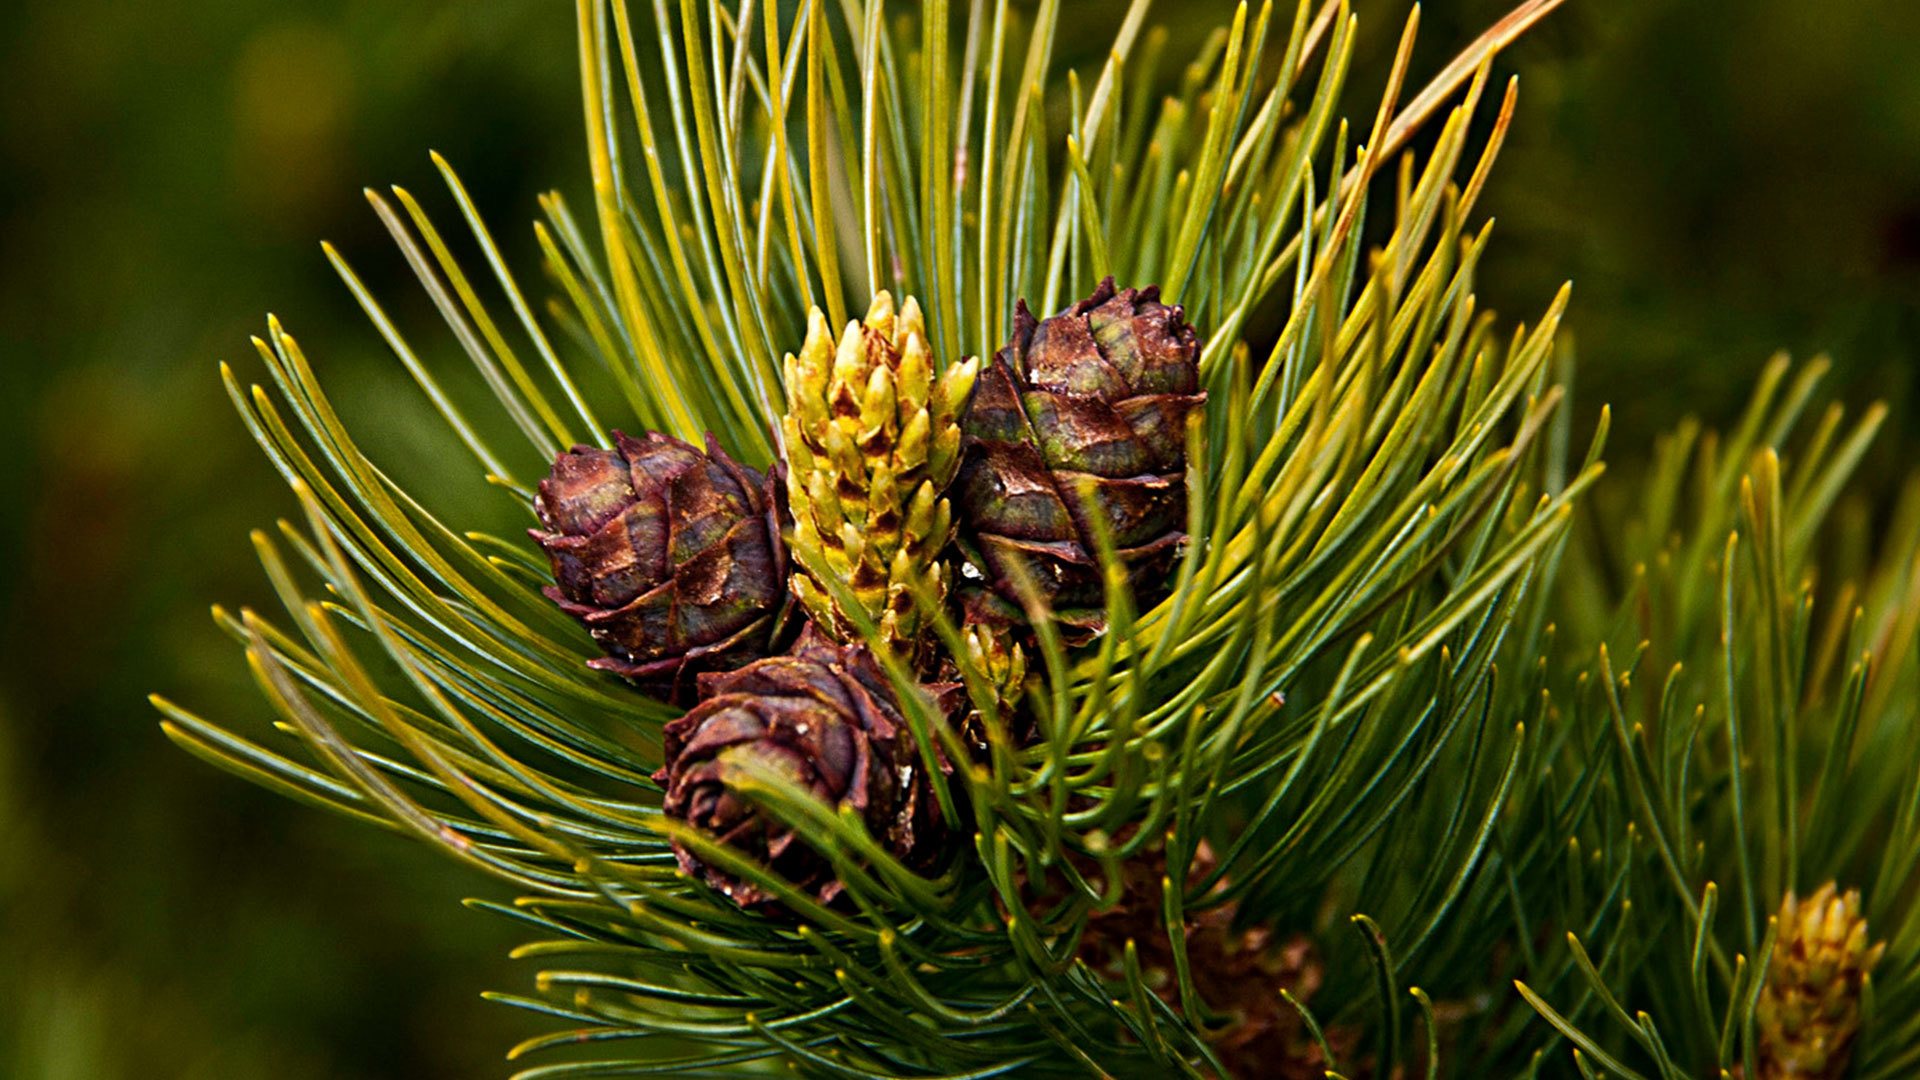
(157, 2), (1920, 1078)
(1517, 360), (1920, 1079)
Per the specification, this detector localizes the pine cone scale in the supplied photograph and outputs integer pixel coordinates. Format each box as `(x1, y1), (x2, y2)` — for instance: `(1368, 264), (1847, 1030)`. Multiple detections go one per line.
(958, 442), (1077, 540)
(1062, 472), (1185, 549)
(1021, 393), (1160, 475)
(1084, 292), (1202, 394)
(1117, 395), (1201, 461)
(538, 446), (636, 535)
(959, 355), (1033, 443)
(663, 479), (747, 564)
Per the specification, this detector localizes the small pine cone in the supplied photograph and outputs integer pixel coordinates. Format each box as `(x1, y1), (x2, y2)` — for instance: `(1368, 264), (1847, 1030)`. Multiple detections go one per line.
(930, 600), (1032, 758)
(782, 293), (980, 663)
(532, 431), (785, 702)
(654, 626), (963, 909)
(956, 277), (1204, 634)
(1756, 882), (1885, 1080)
(1077, 838), (1343, 1080)
(962, 620), (1028, 710)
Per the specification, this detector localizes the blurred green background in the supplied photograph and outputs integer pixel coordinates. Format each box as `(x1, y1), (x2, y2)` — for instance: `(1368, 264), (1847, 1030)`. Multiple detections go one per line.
(1, 1), (1915, 1076)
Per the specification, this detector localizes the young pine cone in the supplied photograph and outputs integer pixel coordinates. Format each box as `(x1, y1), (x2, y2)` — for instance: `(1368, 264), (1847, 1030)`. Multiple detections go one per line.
(924, 611), (1031, 759)
(1756, 882), (1884, 1080)
(962, 619), (1028, 711)
(782, 293), (979, 662)
(531, 431), (785, 703)
(956, 277), (1204, 634)
(654, 626), (963, 909)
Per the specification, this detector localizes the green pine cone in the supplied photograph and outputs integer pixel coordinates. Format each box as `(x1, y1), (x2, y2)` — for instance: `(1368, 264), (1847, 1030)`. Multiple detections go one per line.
(782, 293), (979, 662)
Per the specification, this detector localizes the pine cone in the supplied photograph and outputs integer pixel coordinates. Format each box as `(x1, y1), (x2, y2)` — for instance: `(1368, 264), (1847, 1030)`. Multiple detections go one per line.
(654, 626), (963, 908)
(1077, 838), (1347, 1079)
(782, 293), (980, 662)
(961, 620), (1028, 710)
(532, 431), (785, 703)
(1756, 882), (1885, 1080)
(951, 589), (1033, 751)
(922, 607), (1031, 759)
(956, 277), (1204, 633)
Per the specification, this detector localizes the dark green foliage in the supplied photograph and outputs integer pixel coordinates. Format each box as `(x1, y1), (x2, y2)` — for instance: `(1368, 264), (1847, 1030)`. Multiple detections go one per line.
(1513, 358), (1920, 1080)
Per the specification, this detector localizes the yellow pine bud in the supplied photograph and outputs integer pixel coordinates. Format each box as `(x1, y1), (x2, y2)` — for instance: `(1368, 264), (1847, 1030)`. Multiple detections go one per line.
(781, 290), (978, 659)
(831, 321), (870, 392)
(806, 471), (844, 540)
(787, 310), (834, 419)
(897, 326), (932, 414)
(781, 415), (815, 475)
(867, 463), (901, 545)
(865, 290), (897, 341)
(931, 355), (978, 424)
(821, 424), (862, 502)
(896, 408), (931, 475)
(1757, 882), (1884, 1080)
(838, 522), (867, 579)
(903, 481), (940, 548)
(929, 424), (963, 490)
(928, 358), (976, 486)
(928, 499), (952, 556)
(887, 547), (919, 603)
(860, 364), (896, 445)
(963, 622), (1028, 708)
(891, 294), (920, 348)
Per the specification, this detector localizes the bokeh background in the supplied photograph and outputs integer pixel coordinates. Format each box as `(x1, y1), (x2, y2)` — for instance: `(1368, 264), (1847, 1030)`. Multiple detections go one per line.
(1, 1), (1916, 1076)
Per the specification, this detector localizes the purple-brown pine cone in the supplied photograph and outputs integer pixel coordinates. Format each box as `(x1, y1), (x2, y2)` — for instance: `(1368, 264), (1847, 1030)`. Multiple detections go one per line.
(956, 277), (1205, 630)
(654, 627), (962, 908)
(532, 431), (786, 702)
